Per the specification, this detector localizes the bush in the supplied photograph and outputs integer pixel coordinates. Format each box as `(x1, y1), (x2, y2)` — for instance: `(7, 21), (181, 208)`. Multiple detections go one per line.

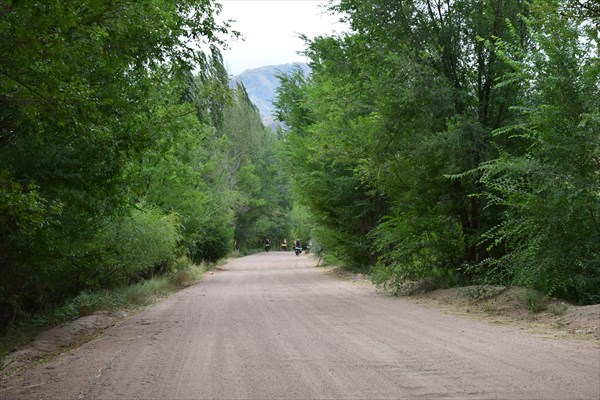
(169, 262), (206, 287)
(370, 211), (464, 292)
(97, 205), (181, 286)
(188, 222), (232, 264)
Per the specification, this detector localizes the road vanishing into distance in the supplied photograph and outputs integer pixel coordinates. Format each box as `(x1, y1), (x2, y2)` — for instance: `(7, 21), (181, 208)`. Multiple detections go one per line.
(1, 253), (599, 399)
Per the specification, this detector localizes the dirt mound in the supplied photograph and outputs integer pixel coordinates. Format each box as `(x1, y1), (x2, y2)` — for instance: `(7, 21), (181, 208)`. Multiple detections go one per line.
(1, 311), (127, 377)
(326, 267), (599, 341)
(412, 285), (599, 340)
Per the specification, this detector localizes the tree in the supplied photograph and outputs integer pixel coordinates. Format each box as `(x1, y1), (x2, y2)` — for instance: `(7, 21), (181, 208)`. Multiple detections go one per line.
(480, 0), (600, 303)
(221, 83), (292, 251)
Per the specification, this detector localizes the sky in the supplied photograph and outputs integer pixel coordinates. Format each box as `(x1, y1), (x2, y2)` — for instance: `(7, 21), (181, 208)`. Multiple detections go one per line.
(216, 0), (347, 75)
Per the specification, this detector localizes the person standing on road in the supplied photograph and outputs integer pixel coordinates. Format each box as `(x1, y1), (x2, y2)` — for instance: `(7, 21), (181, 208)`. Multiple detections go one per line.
(294, 239), (302, 256)
(265, 238), (271, 252)
(281, 238), (288, 251)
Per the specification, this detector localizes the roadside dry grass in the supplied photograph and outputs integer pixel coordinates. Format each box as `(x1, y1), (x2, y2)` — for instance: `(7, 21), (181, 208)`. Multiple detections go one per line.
(0, 262), (209, 374)
(324, 266), (600, 342)
(411, 287), (599, 341)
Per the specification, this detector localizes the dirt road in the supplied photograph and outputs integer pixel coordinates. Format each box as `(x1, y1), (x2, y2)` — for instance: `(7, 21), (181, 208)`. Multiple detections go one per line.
(1, 253), (599, 399)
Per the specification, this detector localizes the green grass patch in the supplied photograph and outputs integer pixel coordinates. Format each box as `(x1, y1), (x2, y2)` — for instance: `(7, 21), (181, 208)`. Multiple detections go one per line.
(520, 288), (549, 313)
(548, 302), (569, 316)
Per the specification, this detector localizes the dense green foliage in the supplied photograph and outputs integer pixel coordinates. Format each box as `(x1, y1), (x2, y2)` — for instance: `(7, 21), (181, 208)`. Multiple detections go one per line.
(275, 0), (599, 303)
(221, 83), (291, 250)
(0, 1), (292, 329)
(479, 1), (600, 303)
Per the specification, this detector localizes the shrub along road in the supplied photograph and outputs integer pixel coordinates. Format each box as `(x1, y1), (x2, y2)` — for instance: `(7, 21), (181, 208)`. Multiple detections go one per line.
(1, 253), (599, 399)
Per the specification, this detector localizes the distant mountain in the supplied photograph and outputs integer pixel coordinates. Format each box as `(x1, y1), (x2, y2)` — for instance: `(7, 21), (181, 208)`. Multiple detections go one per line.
(230, 63), (310, 129)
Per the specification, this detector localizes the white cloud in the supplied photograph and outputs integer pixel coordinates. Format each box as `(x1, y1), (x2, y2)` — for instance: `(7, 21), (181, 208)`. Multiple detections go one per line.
(217, 0), (347, 75)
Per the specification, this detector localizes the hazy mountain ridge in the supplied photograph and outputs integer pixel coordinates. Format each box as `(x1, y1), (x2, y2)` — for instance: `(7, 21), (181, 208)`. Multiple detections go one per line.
(230, 63), (310, 128)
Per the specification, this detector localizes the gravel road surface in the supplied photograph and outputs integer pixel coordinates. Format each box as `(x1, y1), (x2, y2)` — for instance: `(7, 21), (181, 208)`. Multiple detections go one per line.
(1, 252), (599, 399)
